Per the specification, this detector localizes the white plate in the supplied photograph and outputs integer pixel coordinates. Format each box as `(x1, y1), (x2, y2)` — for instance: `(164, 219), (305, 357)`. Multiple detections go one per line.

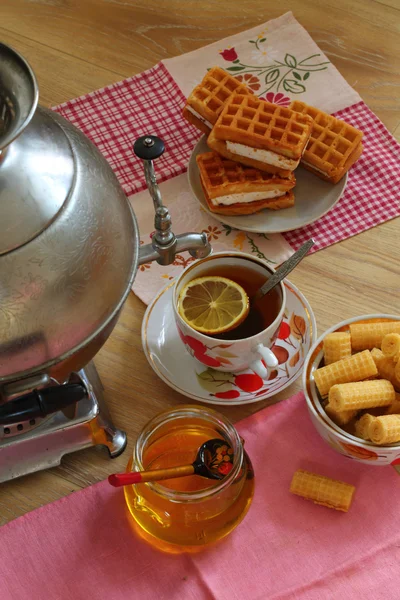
(141, 278), (317, 406)
(188, 136), (348, 234)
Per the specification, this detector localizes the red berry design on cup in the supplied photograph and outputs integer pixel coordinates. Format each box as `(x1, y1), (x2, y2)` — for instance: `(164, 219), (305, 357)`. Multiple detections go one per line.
(180, 334), (222, 367)
(177, 326), (187, 344)
(278, 322), (291, 340)
(271, 344), (289, 364)
(185, 335), (207, 355)
(196, 353), (222, 367)
(234, 373), (263, 393)
(268, 369), (278, 380)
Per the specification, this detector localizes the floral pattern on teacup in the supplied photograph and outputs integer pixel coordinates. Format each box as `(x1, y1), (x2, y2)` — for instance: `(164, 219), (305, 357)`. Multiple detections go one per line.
(177, 326), (238, 369)
(194, 311), (309, 401)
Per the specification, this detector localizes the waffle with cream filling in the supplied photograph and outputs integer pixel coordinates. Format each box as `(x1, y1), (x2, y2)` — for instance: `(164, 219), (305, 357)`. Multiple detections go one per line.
(207, 94), (313, 177)
(182, 67), (253, 135)
(289, 100), (363, 183)
(196, 151), (295, 215)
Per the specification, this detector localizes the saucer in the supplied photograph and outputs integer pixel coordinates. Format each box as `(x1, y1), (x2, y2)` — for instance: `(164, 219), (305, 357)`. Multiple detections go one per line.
(188, 136), (348, 234)
(141, 279), (317, 405)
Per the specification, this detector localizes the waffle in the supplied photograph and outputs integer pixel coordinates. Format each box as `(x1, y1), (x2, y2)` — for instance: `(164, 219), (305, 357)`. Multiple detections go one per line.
(290, 469), (355, 512)
(350, 321), (400, 351)
(328, 379), (395, 412)
(182, 66), (253, 135)
(207, 94), (313, 177)
(313, 349), (378, 397)
(207, 129), (290, 178)
(197, 151), (296, 215)
(369, 415), (400, 445)
(355, 413), (376, 440)
(323, 332), (352, 365)
(289, 100), (363, 183)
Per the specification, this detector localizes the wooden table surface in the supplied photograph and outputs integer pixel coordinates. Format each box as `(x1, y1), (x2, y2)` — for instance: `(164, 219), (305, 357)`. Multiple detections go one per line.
(0, 0), (399, 525)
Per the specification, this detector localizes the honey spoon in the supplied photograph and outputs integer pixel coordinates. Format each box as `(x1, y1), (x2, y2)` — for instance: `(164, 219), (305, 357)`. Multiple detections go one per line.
(108, 438), (235, 487)
(252, 238), (314, 305)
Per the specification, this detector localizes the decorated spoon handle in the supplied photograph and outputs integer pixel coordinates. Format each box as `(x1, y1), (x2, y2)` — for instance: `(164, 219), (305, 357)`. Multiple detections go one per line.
(108, 465), (195, 487)
(253, 238), (314, 303)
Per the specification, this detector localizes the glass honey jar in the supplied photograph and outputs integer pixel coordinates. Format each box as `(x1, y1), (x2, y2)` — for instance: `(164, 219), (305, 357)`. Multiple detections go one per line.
(124, 405), (254, 553)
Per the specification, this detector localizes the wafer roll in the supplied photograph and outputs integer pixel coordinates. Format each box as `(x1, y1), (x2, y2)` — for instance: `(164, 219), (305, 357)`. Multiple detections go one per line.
(381, 333), (400, 361)
(371, 348), (400, 390)
(385, 393), (400, 415)
(354, 413), (376, 440)
(325, 403), (358, 426)
(323, 332), (352, 365)
(350, 321), (400, 351)
(313, 350), (378, 397)
(290, 469), (355, 512)
(329, 379), (395, 412)
(395, 358), (400, 383)
(369, 415), (400, 445)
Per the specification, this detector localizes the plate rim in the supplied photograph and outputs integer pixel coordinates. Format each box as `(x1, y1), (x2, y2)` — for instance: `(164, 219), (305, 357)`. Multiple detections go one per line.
(141, 278), (317, 406)
(187, 135), (348, 234)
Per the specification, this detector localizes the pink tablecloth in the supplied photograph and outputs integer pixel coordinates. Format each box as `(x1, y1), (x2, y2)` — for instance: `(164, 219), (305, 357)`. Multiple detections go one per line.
(1, 392), (399, 600)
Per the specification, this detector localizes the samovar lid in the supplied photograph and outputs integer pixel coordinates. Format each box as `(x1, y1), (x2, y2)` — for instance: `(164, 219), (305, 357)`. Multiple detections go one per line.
(0, 42), (38, 150)
(0, 43), (75, 255)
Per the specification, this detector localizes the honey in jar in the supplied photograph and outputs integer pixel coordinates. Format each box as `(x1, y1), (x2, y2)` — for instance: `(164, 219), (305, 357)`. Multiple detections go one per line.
(124, 406), (254, 553)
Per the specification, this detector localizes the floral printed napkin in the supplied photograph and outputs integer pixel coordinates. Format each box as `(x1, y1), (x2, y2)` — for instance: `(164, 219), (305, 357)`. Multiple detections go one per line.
(163, 12), (361, 114)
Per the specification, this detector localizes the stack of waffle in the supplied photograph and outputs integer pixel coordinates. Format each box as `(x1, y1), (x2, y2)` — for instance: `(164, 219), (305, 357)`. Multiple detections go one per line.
(289, 100), (363, 184)
(183, 67), (363, 216)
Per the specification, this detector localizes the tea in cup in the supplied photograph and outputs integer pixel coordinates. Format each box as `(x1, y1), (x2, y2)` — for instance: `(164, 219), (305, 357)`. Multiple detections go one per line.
(173, 252), (286, 378)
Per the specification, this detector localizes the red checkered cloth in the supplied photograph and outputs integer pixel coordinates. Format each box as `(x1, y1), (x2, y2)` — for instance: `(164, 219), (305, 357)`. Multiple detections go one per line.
(283, 101), (400, 251)
(54, 68), (399, 253)
(54, 62), (201, 196)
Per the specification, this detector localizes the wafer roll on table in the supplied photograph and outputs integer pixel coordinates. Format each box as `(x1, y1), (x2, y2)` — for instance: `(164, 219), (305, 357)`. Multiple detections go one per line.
(354, 413), (376, 440)
(323, 332), (352, 365)
(313, 349), (378, 397)
(207, 94), (313, 177)
(196, 151), (296, 215)
(369, 415), (400, 445)
(289, 100), (363, 183)
(328, 379), (395, 412)
(290, 469), (355, 512)
(182, 66), (253, 135)
(381, 333), (400, 360)
(350, 321), (400, 351)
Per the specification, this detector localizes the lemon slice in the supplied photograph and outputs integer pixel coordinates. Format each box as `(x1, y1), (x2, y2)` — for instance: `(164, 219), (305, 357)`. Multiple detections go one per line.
(178, 276), (249, 335)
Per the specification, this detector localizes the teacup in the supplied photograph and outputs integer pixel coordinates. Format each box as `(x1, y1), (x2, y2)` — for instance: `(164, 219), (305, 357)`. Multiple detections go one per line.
(172, 252), (286, 378)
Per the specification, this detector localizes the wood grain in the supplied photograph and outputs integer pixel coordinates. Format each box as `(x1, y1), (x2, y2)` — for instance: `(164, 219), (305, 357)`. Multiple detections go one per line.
(0, 0), (399, 525)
